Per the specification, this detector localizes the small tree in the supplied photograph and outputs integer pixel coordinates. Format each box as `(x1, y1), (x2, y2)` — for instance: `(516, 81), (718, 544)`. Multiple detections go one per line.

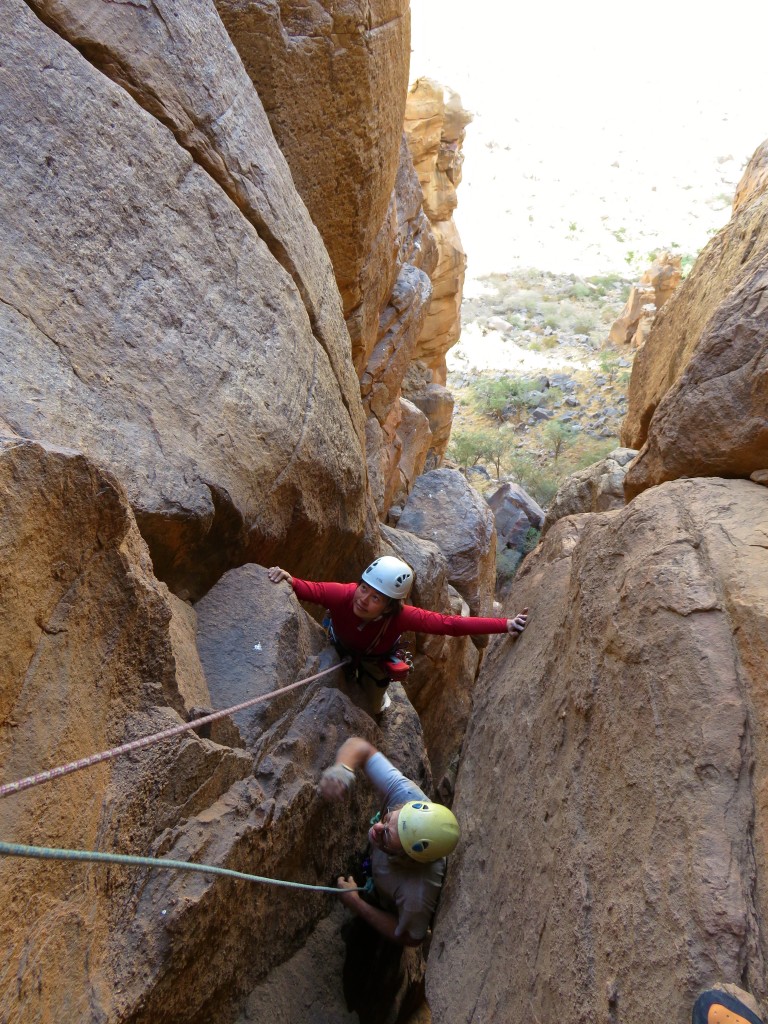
(447, 429), (488, 470)
(598, 349), (621, 383)
(504, 378), (536, 424)
(544, 421), (576, 463)
(477, 429), (514, 479)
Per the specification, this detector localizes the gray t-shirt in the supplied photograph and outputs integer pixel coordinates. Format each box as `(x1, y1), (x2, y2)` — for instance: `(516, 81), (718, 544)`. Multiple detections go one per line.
(365, 752), (446, 941)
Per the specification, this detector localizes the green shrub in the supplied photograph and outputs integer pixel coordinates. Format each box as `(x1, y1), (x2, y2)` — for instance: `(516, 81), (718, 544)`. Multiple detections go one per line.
(496, 547), (524, 587)
(571, 438), (619, 471)
(568, 282), (593, 299)
(470, 377), (535, 423)
(543, 420), (576, 462)
(509, 454), (562, 508)
(572, 313), (597, 334)
(522, 526), (541, 554)
(598, 349), (621, 381)
(447, 429), (488, 469)
(469, 379), (512, 421)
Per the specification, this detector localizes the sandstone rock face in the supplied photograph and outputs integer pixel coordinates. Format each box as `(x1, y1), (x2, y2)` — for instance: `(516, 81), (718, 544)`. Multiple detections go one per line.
(608, 252), (682, 348)
(428, 478), (768, 1024)
(1, 0), (374, 599)
(392, 398), (433, 508)
(402, 362), (456, 469)
(734, 138), (768, 214)
(381, 525), (480, 795)
(397, 469), (496, 619)
(543, 447), (637, 533)
(214, 0), (412, 370)
(359, 137), (440, 518)
(487, 482), (545, 550)
(0, 436), (436, 1024)
(405, 79), (472, 385)
(0, 437), (251, 1024)
(621, 165), (768, 496)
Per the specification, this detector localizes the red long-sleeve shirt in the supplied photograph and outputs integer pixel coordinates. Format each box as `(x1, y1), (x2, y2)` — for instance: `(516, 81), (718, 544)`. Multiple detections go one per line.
(291, 578), (508, 657)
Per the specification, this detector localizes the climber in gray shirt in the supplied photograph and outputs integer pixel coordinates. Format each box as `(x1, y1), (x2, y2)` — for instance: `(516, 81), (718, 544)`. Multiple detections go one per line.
(319, 736), (460, 945)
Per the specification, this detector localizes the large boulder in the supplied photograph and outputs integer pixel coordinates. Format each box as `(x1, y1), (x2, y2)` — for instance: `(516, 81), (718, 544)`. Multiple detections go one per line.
(402, 361), (455, 468)
(487, 482), (545, 549)
(428, 478), (768, 1023)
(397, 469), (497, 618)
(0, 437), (250, 1024)
(1, 0), (374, 599)
(543, 448), (637, 533)
(621, 139), (768, 498)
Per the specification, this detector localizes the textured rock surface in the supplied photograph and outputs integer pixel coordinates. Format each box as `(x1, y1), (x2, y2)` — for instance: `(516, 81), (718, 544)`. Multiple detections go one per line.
(734, 138), (768, 214)
(543, 447), (637, 533)
(621, 155), (768, 496)
(609, 252), (682, 347)
(397, 469), (496, 618)
(215, 0), (412, 369)
(0, 0), (374, 599)
(381, 526), (480, 796)
(487, 482), (545, 550)
(428, 478), (768, 1024)
(0, 437), (252, 1024)
(405, 79), (471, 385)
(402, 362), (455, 469)
(0, 436), (436, 1024)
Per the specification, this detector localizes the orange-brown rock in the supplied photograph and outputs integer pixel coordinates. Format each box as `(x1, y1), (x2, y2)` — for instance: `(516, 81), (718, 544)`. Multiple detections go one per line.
(608, 252), (682, 348)
(0, 437), (252, 1024)
(214, 0), (412, 370)
(1, 0), (375, 599)
(734, 139), (768, 214)
(402, 362), (456, 468)
(428, 477), (768, 1023)
(0, 436), (431, 1024)
(622, 154), (768, 497)
(543, 447), (637, 533)
(405, 79), (472, 385)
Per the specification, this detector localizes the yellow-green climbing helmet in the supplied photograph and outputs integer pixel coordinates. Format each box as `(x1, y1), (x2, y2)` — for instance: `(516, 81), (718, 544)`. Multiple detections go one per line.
(397, 800), (460, 863)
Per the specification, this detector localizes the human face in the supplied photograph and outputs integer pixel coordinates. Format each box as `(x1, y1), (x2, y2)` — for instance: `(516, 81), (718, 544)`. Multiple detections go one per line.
(352, 581), (391, 621)
(369, 808), (404, 856)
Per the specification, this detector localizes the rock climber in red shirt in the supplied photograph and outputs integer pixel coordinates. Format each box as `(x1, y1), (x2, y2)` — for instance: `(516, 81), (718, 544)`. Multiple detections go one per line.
(267, 555), (528, 714)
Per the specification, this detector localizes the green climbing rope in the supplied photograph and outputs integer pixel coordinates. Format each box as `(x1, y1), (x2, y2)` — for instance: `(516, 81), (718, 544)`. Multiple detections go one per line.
(0, 840), (365, 895)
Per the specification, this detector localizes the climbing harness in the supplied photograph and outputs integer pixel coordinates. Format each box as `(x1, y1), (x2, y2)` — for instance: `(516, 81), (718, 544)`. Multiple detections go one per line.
(0, 658), (349, 800)
(0, 841), (366, 895)
(323, 615), (412, 689)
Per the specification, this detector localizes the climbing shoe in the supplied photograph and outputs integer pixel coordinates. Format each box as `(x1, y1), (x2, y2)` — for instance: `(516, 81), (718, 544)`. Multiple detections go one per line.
(692, 989), (764, 1024)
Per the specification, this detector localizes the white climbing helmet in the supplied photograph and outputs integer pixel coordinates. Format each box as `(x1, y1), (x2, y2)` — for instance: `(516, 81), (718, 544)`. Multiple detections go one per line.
(361, 556), (414, 600)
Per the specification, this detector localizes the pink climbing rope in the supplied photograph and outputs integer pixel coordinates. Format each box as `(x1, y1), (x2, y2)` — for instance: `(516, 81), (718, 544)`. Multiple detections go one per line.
(0, 659), (348, 800)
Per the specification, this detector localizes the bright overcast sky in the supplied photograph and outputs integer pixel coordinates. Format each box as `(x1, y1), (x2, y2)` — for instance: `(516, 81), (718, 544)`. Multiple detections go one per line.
(410, 0), (768, 277)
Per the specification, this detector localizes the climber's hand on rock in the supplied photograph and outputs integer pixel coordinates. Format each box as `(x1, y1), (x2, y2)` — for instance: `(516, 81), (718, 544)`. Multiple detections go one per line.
(319, 764), (355, 801)
(268, 566), (292, 585)
(507, 608), (529, 637)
